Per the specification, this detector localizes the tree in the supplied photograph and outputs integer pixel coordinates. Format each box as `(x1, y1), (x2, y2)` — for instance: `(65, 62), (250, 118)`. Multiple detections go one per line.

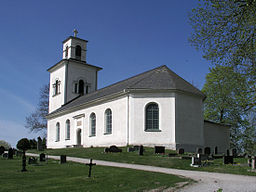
(189, 0), (256, 108)
(202, 65), (255, 151)
(0, 140), (11, 149)
(17, 138), (31, 172)
(25, 84), (49, 133)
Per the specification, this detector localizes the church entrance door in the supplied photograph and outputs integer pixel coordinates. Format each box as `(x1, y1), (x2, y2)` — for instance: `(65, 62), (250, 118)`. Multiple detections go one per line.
(77, 129), (81, 145)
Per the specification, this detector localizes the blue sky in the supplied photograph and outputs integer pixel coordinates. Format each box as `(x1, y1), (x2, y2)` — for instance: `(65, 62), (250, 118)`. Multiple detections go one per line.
(0, 0), (210, 147)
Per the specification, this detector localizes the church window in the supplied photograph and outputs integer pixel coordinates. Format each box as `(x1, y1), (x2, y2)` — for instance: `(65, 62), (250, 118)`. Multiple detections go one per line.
(53, 80), (61, 96)
(65, 120), (70, 140)
(145, 103), (159, 131)
(74, 83), (78, 93)
(105, 109), (112, 134)
(65, 46), (68, 58)
(75, 45), (81, 59)
(56, 122), (60, 141)
(78, 80), (84, 95)
(90, 113), (96, 136)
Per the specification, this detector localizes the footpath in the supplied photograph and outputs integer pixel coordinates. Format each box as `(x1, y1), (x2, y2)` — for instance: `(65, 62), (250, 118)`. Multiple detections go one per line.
(26, 153), (256, 192)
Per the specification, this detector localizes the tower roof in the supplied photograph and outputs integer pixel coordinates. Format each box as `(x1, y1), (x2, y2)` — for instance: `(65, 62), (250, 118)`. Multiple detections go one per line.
(47, 65), (206, 118)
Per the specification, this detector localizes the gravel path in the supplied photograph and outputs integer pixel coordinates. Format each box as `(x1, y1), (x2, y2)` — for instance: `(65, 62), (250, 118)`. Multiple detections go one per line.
(27, 153), (256, 192)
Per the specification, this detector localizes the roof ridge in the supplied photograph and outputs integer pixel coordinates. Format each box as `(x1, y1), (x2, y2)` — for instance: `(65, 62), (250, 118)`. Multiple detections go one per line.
(127, 65), (167, 88)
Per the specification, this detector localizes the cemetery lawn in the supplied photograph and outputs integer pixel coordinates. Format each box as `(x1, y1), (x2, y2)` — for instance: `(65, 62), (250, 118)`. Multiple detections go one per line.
(28, 147), (256, 176)
(0, 157), (190, 192)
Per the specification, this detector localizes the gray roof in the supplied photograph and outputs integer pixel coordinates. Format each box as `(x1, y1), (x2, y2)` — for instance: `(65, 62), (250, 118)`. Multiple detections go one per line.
(48, 65), (205, 117)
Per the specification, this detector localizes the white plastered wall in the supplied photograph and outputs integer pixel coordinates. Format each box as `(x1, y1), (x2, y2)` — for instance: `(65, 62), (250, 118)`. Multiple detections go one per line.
(204, 121), (230, 154)
(129, 92), (176, 149)
(48, 64), (66, 113)
(47, 96), (128, 149)
(175, 92), (204, 152)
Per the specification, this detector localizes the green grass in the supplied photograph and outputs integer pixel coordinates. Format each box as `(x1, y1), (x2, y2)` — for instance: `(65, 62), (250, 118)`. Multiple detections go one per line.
(28, 147), (256, 176)
(0, 156), (189, 192)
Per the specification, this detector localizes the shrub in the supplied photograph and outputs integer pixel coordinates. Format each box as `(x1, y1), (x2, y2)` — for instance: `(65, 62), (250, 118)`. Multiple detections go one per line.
(16, 138), (31, 151)
(0, 140), (11, 149)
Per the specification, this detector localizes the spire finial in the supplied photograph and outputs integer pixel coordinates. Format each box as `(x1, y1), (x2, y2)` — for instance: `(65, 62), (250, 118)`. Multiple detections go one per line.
(73, 29), (78, 37)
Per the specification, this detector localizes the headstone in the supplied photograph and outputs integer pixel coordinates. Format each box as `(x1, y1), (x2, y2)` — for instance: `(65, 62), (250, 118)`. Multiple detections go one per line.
(127, 147), (136, 152)
(134, 146), (140, 151)
(104, 147), (109, 153)
(190, 156), (201, 167)
(178, 148), (184, 155)
(39, 153), (46, 162)
(2, 153), (8, 158)
(226, 149), (230, 156)
(8, 148), (13, 159)
(139, 145), (143, 156)
(252, 156), (256, 170)
(28, 157), (37, 164)
(223, 155), (233, 164)
(60, 155), (66, 164)
(231, 149), (237, 157)
(107, 145), (122, 153)
(196, 148), (202, 154)
(204, 147), (211, 155)
(37, 137), (43, 151)
(86, 159), (96, 177)
(155, 146), (165, 154)
(198, 153), (208, 161)
(214, 147), (218, 155)
(0, 146), (5, 155)
(248, 158), (252, 167)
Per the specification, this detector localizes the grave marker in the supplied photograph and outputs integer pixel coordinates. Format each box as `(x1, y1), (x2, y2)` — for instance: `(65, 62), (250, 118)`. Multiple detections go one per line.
(155, 146), (165, 154)
(86, 159), (96, 177)
(60, 155), (66, 164)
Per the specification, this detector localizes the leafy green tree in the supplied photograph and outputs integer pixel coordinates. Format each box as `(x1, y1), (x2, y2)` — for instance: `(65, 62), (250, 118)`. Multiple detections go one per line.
(0, 140), (11, 149)
(202, 65), (254, 150)
(189, 0), (256, 108)
(25, 84), (49, 133)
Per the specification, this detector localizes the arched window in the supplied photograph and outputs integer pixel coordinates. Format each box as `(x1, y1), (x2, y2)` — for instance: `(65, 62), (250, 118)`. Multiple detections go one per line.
(145, 103), (159, 130)
(65, 120), (70, 140)
(90, 113), (96, 136)
(105, 109), (112, 134)
(56, 122), (60, 141)
(78, 80), (84, 95)
(65, 46), (68, 58)
(75, 45), (81, 59)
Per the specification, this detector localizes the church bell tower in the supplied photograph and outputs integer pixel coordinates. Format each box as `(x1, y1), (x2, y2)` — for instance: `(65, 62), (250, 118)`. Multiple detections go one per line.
(48, 30), (102, 113)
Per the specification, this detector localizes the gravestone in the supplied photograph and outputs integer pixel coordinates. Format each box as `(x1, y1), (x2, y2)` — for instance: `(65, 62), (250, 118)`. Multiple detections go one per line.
(139, 145), (143, 156)
(198, 153), (208, 161)
(226, 149), (230, 156)
(60, 155), (66, 164)
(196, 148), (202, 154)
(155, 146), (165, 154)
(223, 156), (233, 164)
(0, 146), (5, 155)
(178, 148), (184, 155)
(252, 156), (256, 170)
(39, 153), (46, 162)
(214, 147), (218, 155)
(8, 148), (13, 159)
(127, 147), (136, 152)
(231, 149), (237, 157)
(191, 156), (201, 167)
(86, 159), (96, 177)
(248, 158), (252, 167)
(134, 146), (140, 151)
(2, 153), (8, 158)
(37, 137), (43, 151)
(204, 147), (211, 155)
(104, 147), (109, 153)
(108, 145), (122, 153)
(28, 157), (37, 164)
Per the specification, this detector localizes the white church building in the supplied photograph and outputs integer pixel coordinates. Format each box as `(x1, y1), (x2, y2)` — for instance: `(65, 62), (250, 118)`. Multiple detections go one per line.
(46, 33), (230, 153)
